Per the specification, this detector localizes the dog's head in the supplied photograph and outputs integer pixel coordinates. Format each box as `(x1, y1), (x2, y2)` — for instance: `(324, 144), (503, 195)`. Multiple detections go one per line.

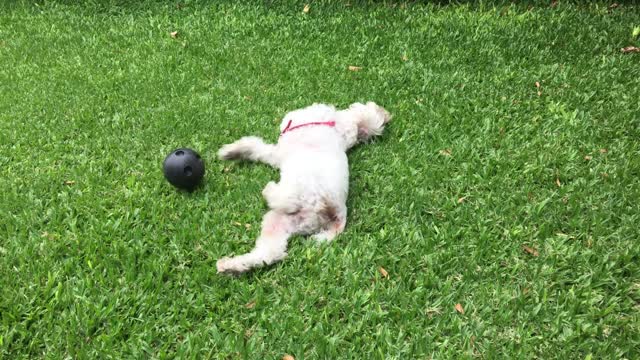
(336, 102), (391, 149)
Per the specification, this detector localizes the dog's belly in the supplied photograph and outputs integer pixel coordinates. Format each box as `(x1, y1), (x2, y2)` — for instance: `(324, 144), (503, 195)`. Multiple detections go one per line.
(279, 149), (349, 200)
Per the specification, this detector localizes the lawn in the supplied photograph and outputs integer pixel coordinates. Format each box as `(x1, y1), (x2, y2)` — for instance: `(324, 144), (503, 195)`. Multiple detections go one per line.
(1, 0), (639, 358)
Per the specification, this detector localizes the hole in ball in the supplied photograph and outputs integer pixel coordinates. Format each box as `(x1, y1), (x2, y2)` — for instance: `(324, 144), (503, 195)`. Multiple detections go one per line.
(175, 150), (184, 156)
(184, 166), (193, 176)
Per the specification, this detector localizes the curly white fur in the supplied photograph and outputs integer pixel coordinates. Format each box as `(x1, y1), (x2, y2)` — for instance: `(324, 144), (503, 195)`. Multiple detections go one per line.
(216, 102), (391, 275)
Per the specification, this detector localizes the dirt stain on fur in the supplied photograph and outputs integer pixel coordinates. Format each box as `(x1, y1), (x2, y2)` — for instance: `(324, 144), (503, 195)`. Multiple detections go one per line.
(319, 197), (339, 223)
(223, 149), (246, 160)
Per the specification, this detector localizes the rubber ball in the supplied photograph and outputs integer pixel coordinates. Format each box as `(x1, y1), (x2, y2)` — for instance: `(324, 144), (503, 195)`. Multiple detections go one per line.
(163, 148), (205, 190)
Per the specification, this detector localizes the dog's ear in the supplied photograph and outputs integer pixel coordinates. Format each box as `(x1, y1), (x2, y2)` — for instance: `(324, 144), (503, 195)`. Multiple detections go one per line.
(353, 102), (391, 140)
(370, 102), (392, 124)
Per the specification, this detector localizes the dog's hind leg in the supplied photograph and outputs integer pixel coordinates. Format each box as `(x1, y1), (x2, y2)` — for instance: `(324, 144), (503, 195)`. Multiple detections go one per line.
(218, 136), (280, 168)
(216, 210), (293, 274)
(311, 220), (346, 243)
(311, 202), (347, 243)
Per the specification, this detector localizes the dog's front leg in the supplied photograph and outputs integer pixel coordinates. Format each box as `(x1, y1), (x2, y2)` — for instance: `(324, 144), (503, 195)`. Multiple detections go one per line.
(216, 210), (293, 274)
(218, 136), (280, 168)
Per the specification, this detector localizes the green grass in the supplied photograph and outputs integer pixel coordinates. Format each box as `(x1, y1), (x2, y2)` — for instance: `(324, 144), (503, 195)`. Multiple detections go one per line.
(1, 0), (639, 358)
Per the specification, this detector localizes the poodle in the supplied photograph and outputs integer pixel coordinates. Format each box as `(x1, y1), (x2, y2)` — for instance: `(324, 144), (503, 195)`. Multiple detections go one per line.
(216, 102), (391, 274)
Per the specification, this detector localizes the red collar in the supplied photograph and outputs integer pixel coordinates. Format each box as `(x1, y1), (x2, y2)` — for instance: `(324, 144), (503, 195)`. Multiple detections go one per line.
(280, 119), (336, 137)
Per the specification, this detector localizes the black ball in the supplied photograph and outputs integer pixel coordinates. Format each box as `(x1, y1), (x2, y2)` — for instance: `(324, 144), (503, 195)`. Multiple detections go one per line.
(163, 148), (205, 190)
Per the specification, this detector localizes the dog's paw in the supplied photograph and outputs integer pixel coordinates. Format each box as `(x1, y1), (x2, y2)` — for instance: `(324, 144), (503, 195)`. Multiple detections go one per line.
(216, 257), (249, 275)
(311, 231), (336, 244)
(217, 143), (244, 161)
(261, 181), (277, 200)
(218, 137), (264, 161)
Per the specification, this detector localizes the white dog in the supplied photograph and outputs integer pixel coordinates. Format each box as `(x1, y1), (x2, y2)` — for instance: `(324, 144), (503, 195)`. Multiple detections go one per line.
(216, 102), (391, 274)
